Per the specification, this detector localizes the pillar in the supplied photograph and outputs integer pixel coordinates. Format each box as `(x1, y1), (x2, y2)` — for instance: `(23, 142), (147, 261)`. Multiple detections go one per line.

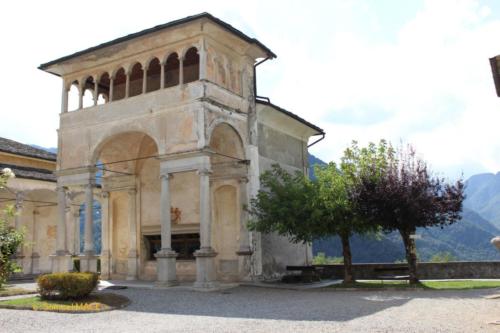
(155, 174), (178, 287)
(199, 39), (207, 80)
(51, 187), (72, 272)
(31, 209), (40, 275)
(13, 193), (25, 270)
(125, 71), (130, 98)
(194, 168), (218, 289)
(126, 189), (138, 280)
(236, 177), (253, 280)
(109, 77), (114, 102)
(78, 84), (83, 109)
(80, 183), (97, 272)
(93, 78), (99, 106)
(142, 67), (147, 93)
(61, 81), (68, 113)
(160, 63), (165, 88)
(100, 191), (111, 279)
(73, 208), (81, 254)
(179, 57), (184, 85)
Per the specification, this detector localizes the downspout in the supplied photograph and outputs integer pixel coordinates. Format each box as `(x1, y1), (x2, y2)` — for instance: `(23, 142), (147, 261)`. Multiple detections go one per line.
(253, 56), (271, 99)
(307, 132), (325, 148)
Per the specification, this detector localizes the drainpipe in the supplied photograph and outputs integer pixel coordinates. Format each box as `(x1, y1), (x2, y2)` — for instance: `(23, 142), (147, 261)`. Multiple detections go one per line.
(307, 132), (325, 148)
(253, 56), (271, 99)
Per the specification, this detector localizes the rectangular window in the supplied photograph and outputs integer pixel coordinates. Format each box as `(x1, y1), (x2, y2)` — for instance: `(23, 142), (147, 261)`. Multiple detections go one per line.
(144, 233), (200, 261)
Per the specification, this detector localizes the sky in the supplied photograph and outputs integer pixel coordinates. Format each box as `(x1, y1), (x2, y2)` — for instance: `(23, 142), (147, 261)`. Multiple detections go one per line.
(1, 0), (500, 179)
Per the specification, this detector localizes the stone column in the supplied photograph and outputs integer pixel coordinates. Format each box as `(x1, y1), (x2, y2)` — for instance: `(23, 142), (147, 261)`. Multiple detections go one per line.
(160, 63), (165, 88)
(13, 192), (25, 271)
(236, 177), (253, 280)
(179, 57), (184, 85)
(61, 81), (68, 113)
(125, 71), (130, 98)
(51, 187), (72, 272)
(80, 183), (97, 272)
(73, 208), (81, 254)
(155, 174), (178, 287)
(109, 77), (114, 102)
(100, 191), (111, 279)
(142, 68), (147, 94)
(78, 84), (83, 109)
(93, 78), (99, 106)
(194, 168), (218, 289)
(127, 189), (138, 280)
(199, 39), (207, 80)
(31, 209), (40, 275)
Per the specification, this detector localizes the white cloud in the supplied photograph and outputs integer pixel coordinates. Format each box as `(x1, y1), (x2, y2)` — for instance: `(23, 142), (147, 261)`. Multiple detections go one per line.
(0, 0), (498, 178)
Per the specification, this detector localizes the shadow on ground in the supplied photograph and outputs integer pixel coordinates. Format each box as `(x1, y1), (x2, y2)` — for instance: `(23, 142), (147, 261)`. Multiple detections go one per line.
(105, 285), (499, 322)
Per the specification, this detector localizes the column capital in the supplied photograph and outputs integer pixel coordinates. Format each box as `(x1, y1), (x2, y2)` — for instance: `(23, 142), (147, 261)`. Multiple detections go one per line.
(238, 176), (249, 184)
(197, 168), (212, 176)
(160, 173), (171, 180)
(101, 191), (110, 199)
(127, 188), (137, 195)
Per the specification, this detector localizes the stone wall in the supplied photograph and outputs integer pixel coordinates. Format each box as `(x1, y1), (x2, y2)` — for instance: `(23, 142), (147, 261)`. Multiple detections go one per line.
(316, 262), (500, 279)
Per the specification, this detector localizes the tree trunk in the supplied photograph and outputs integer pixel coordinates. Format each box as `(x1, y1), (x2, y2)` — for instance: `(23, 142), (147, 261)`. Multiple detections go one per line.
(400, 228), (419, 284)
(340, 231), (354, 284)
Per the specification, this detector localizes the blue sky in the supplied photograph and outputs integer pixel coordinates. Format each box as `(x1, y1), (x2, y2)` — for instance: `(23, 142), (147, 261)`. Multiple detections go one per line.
(1, 0), (499, 179)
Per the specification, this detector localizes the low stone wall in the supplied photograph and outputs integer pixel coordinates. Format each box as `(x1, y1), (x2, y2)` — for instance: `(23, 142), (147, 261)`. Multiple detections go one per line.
(315, 261), (500, 280)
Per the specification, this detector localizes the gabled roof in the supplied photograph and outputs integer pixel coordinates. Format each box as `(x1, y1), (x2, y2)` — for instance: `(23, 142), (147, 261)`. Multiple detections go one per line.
(39, 12), (276, 72)
(0, 137), (56, 162)
(0, 163), (56, 182)
(256, 98), (324, 135)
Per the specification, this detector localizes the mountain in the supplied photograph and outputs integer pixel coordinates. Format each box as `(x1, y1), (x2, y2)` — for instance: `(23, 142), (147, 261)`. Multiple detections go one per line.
(30, 145), (57, 154)
(308, 154), (500, 262)
(463, 172), (500, 228)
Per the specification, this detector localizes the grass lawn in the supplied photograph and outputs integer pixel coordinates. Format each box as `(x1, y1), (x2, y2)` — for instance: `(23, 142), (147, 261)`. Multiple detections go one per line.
(0, 286), (37, 297)
(330, 280), (500, 290)
(0, 293), (129, 313)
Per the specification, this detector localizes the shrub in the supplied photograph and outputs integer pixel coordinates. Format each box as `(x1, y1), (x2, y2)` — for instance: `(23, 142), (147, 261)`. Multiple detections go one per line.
(312, 252), (344, 265)
(37, 272), (99, 300)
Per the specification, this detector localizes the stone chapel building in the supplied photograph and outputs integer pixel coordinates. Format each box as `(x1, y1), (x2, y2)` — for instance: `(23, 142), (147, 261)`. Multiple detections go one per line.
(35, 13), (324, 287)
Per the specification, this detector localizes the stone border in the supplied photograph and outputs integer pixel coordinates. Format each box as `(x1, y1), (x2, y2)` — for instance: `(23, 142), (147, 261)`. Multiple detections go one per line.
(0, 293), (130, 314)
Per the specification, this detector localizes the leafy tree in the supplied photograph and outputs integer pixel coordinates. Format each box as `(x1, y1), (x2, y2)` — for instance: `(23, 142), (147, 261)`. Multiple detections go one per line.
(247, 164), (319, 244)
(0, 168), (24, 288)
(356, 143), (464, 284)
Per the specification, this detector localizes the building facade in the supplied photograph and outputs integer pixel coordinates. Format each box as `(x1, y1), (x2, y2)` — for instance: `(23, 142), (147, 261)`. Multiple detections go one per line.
(38, 13), (324, 287)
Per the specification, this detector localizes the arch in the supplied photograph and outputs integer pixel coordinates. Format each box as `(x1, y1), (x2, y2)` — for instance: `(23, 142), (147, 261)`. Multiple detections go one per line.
(129, 62), (144, 97)
(97, 72), (110, 104)
(183, 47), (199, 84)
(82, 76), (96, 108)
(90, 130), (160, 166)
(164, 52), (180, 88)
(209, 122), (245, 167)
(112, 67), (126, 101)
(146, 57), (161, 92)
(207, 119), (246, 149)
(68, 80), (80, 111)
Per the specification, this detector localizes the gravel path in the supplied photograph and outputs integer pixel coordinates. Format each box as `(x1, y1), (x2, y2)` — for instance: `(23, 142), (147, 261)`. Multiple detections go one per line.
(1, 286), (500, 332)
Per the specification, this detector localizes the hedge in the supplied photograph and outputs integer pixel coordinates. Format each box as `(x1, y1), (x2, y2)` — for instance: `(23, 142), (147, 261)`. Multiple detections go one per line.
(37, 272), (99, 300)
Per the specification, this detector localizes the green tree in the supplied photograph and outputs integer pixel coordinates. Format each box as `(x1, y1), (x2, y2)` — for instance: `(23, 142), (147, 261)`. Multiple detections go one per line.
(0, 168), (24, 288)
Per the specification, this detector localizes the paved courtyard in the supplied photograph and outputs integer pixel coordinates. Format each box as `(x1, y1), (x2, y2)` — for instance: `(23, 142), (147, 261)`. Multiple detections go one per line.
(1, 285), (500, 332)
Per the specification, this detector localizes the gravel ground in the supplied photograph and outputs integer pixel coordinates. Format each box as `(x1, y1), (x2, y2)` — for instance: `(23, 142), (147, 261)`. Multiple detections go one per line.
(1, 286), (500, 333)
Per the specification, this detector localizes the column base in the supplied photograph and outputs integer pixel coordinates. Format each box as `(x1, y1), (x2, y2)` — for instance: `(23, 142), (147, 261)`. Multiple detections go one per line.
(126, 252), (138, 280)
(155, 249), (178, 287)
(194, 247), (218, 289)
(31, 252), (40, 275)
(51, 253), (73, 273)
(79, 253), (98, 273)
(100, 251), (111, 280)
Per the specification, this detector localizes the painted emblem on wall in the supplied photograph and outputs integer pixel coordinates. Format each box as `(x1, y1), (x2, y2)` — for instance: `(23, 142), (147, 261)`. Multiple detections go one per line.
(171, 207), (181, 224)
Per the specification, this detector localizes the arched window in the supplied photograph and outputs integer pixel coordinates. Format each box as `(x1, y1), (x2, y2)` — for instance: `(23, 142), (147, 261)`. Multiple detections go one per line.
(82, 76), (95, 108)
(164, 53), (179, 88)
(129, 62), (144, 97)
(112, 68), (126, 101)
(68, 80), (80, 111)
(146, 58), (161, 92)
(183, 47), (199, 84)
(97, 73), (110, 104)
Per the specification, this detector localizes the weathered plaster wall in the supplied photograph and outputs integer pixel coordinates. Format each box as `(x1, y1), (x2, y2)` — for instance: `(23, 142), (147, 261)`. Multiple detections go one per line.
(111, 191), (129, 276)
